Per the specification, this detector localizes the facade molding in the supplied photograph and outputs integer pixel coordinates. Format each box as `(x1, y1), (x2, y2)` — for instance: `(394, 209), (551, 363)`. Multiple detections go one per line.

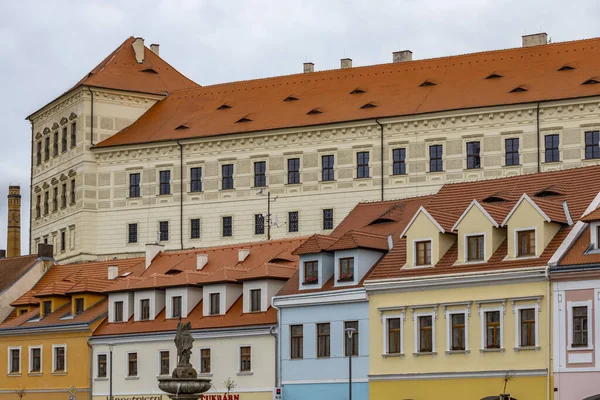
(272, 288), (367, 308)
(368, 368), (548, 381)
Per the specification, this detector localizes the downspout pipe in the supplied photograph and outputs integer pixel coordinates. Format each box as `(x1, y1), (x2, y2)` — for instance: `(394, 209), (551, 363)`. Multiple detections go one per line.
(87, 87), (95, 146)
(86, 338), (93, 400)
(28, 122), (34, 255)
(177, 140), (184, 250)
(375, 119), (384, 201)
(269, 324), (279, 388)
(537, 102), (541, 172)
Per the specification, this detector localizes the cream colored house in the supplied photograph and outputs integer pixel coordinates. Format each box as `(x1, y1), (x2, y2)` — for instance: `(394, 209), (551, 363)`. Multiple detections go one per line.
(28, 33), (600, 262)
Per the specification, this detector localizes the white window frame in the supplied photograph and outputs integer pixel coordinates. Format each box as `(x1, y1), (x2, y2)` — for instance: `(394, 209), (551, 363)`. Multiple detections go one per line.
(96, 352), (108, 379)
(464, 232), (486, 263)
(382, 313), (405, 356)
(237, 345), (253, 374)
(412, 238), (433, 267)
(413, 311), (436, 354)
(480, 306), (504, 351)
(199, 347), (212, 376)
(514, 304), (539, 349)
(157, 349), (170, 377)
(28, 345), (43, 374)
(591, 222), (600, 250)
(51, 344), (67, 373)
(445, 309), (469, 352)
(567, 300), (593, 351)
(514, 227), (538, 259)
(7, 346), (21, 375)
(126, 351), (138, 378)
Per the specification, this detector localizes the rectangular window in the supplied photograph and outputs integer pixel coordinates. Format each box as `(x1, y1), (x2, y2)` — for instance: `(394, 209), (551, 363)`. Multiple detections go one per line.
(36, 195), (41, 218)
(416, 240), (432, 266)
(53, 131), (59, 156)
(339, 258), (354, 281)
(200, 349), (211, 374)
(128, 353), (137, 377)
(159, 221), (169, 241)
(61, 127), (68, 153)
(519, 308), (536, 347)
(466, 141), (481, 169)
(210, 293), (220, 315)
(128, 223), (138, 244)
(317, 323), (330, 358)
(545, 134), (560, 163)
(418, 315), (433, 352)
(97, 354), (107, 378)
(451, 313), (465, 351)
(222, 164), (234, 189)
(36, 141), (42, 165)
(140, 299), (150, 320)
(255, 214), (265, 235)
(10, 348), (20, 373)
(114, 301), (124, 322)
(357, 151), (370, 178)
(288, 211), (299, 233)
(250, 289), (261, 312)
(254, 161), (266, 187)
(61, 183), (67, 208)
(222, 216), (233, 237)
(190, 167), (202, 192)
(44, 136), (50, 160)
(191, 219), (200, 239)
(287, 158), (300, 184)
(31, 348), (41, 373)
(172, 296), (182, 319)
(517, 230), (535, 257)
(597, 225), (600, 249)
(43, 300), (52, 316)
(392, 148), (406, 175)
(70, 179), (75, 204)
(60, 231), (66, 252)
(322, 155), (334, 181)
(160, 351), (170, 376)
(344, 321), (359, 356)
(387, 318), (401, 354)
(240, 346), (251, 372)
(573, 306), (589, 347)
(585, 131), (600, 159)
(129, 173), (140, 198)
(290, 325), (303, 359)
(429, 145), (443, 172)
(304, 261), (318, 284)
(467, 235), (484, 261)
(323, 209), (334, 230)
(75, 298), (84, 314)
(71, 122), (76, 147)
(159, 170), (171, 195)
(505, 138), (520, 166)
(53, 187), (58, 212)
(485, 311), (501, 349)
(54, 346), (65, 372)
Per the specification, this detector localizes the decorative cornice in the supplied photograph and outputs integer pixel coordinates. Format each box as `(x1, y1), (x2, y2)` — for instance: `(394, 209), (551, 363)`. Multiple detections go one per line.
(272, 288), (367, 308)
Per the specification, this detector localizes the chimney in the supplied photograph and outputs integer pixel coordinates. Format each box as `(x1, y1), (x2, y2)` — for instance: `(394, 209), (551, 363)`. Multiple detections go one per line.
(0, 250), (5, 259)
(132, 37), (145, 63)
(340, 58), (352, 69)
(303, 62), (314, 73)
(150, 44), (160, 56)
(37, 243), (53, 258)
(145, 243), (164, 269)
(7, 186), (21, 258)
(238, 249), (250, 262)
(108, 266), (119, 280)
(196, 254), (208, 270)
(393, 50), (413, 63)
(522, 32), (548, 47)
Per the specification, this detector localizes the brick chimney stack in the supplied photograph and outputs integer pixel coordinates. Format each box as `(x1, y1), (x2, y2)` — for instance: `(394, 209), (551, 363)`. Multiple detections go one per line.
(7, 186), (21, 257)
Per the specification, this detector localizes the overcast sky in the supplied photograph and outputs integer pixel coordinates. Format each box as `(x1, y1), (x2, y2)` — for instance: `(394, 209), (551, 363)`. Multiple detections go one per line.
(1, 0), (599, 255)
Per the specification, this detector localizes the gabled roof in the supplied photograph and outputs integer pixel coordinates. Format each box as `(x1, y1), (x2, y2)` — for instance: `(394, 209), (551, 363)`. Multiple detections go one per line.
(34, 281), (76, 297)
(96, 37), (600, 148)
(451, 200), (500, 231)
(292, 234), (337, 255)
(558, 228), (600, 267)
(326, 231), (389, 252)
(399, 206), (447, 238)
(501, 193), (552, 226)
(582, 208), (600, 222)
(237, 262), (297, 282)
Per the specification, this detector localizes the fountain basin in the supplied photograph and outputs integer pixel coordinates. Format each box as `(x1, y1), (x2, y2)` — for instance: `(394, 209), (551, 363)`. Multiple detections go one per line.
(158, 377), (212, 400)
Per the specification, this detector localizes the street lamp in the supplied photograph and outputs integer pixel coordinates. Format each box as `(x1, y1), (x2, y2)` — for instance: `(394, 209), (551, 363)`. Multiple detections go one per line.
(344, 327), (357, 400)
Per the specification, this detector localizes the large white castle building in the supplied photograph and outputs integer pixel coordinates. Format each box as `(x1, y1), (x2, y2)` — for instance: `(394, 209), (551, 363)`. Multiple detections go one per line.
(27, 33), (600, 262)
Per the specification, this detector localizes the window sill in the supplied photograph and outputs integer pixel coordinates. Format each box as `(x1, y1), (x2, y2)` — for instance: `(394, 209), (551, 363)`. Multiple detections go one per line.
(52, 372), (67, 376)
(7, 373), (22, 377)
(413, 352), (437, 357)
(303, 281), (319, 285)
(480, 348), (505, 354)
(426, 170), (445, 174)
(157, 194), (172, 197)
(503, 164), (522, 168)
(319, 180), (336, 183)
(94, 377), (108, 381)
(514, 346), (540, 352)
(285, 183), (302, 186)
(337, 278), (355, 282)
(187, 191), (203, 194)
(28, 373), (42, 377)
(382, 353), (404, 358)
(220, 188), (235, 191)
(237, 371), (253, 376)
(463, 167), (482, 171)
(126, 196), (142, 200)
(198, 373), (213, 377)
(354, 177), (371, 180)
(567, 345), (593, 351)
(125, 376), (140, 380)
(445, 350), (470, 355)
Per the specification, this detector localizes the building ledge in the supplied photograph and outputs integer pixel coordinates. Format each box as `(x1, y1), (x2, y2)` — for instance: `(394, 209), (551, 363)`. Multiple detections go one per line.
(445, 350), (470, 355)
(413, 351), (437, 357)
(236, 371), (253, 376)
(381, 353), (404, 359)
(514, 346), (540, 352)
(480, 348), (505, 354)
(125, 376), (140, 380)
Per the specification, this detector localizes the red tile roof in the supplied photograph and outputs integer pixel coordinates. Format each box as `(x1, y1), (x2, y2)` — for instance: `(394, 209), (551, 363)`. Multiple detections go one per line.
(97, 37), (600, 148)
(237, 262), (297, 281)
(582, 208), (600, 222)
(559, 228), (600, 266)
(326, 231), (390, 252)
(292, 235), (337, 255)
(34, 281), (76, 297)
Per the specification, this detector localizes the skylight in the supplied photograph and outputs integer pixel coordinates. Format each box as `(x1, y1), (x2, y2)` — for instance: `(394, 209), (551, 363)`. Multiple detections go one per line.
(485, 73), (503, 79)
(482, 196), (507, 203)
(509, 86), (528, 93)
(141, 68), (158, 74)
(368, 217), (395, 225)
(582, 79), (600, 85)
(350, 88), (366, 94)
(283, 96), (299, 102)
(534, 189), (563, 197)
(175, 125), (189, 130)
(558, 65), (575, 71)
(217, 104), (232, 110)
(307, 108), (323, 115)
(236, 116), (252, 123)
(419, 80), (436, 87)
(361, 102), (377, 109)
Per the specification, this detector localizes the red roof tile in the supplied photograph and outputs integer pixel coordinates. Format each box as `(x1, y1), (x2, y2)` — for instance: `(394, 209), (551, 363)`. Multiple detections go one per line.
(326, 231), (390, 252)
(582, 208), (600, 222)
(292, 234), (338, 255)
(559, 228), (600, 266)
(237, 262), (297, 281)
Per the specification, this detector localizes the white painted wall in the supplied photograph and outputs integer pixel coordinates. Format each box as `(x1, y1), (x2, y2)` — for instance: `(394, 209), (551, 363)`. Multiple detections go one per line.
(165, 287), (202, 318)
(133, 290), (164, 321)
(202, 284), (242, 316)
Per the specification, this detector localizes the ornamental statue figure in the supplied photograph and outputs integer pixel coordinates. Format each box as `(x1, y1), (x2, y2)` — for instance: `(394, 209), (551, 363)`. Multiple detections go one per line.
(175, 321), (194, 367)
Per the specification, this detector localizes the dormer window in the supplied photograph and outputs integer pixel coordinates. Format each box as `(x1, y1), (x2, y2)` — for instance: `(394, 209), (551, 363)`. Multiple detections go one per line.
(517, 230), (536, 257)
(172, 296), (182, 319)
(114, 301), (124, 322)
(140, 299), (150, 321)
(415, 240), (432, 266)
(339, 258), (354, 281)
(75, 298), (84, 314)
(466, 235), (484, 262)
(210, 293), (220, 315)
(42, 300), (52, 316)
(304, 261), (318, 284)
(597, 225), (600, 249)
(250, 289), (261, 312)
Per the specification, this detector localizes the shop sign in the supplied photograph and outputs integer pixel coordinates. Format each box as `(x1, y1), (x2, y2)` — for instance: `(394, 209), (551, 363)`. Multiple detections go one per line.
(200, 395), (241, 400)
(112, 396), (162, 400)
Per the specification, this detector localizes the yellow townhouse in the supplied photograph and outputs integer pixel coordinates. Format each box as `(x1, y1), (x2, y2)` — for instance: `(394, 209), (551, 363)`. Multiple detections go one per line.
(364, 165), (600, 400)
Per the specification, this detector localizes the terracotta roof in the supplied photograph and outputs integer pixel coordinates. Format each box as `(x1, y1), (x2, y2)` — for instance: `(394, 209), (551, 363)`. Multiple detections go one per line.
(0, 300), (108, 330)
(65, 278), (120, 295)
(96, 37), (600, 148)
(582, 208), (600, 222)
(326, 231), (390, 252)
(558, 228), (600, 266)
(0, 255), (40, 294)
(292, 234), (337, 255)
(34, 281), (76, 297)
(237, 262), (297, 281)
(532, 197), (569, 224)
(10, 290), (40, 306)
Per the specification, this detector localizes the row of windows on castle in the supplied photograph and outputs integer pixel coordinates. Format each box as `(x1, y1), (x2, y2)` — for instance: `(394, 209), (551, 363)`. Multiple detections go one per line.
(34, 179), (76, 219)
(35, 122), (77, 165)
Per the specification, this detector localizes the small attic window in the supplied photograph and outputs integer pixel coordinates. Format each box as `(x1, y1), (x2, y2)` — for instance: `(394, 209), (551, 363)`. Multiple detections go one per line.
(141, 68), (158, 74)
(361, 102), (377, 109)
(217, 104), (232, 110)
(369, 218), (395, 225)
(558, 65), (575, 71)
(350, 88), (366, 94)
(510, 86), (528, 93)
(485, 73), (503, 79)
(283, 96), (299, 102)
(165, 269), (182, 275)
(582, 78), (600, 85)
(419, 80), (436, 87)
(175, 124), (189, 130)
(120, 272), (132, 277)
(307, 108), (323, 115)
(236, 116), (252, 123)
(534, 189), (563, 197)
(482, 196), (506, 203)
